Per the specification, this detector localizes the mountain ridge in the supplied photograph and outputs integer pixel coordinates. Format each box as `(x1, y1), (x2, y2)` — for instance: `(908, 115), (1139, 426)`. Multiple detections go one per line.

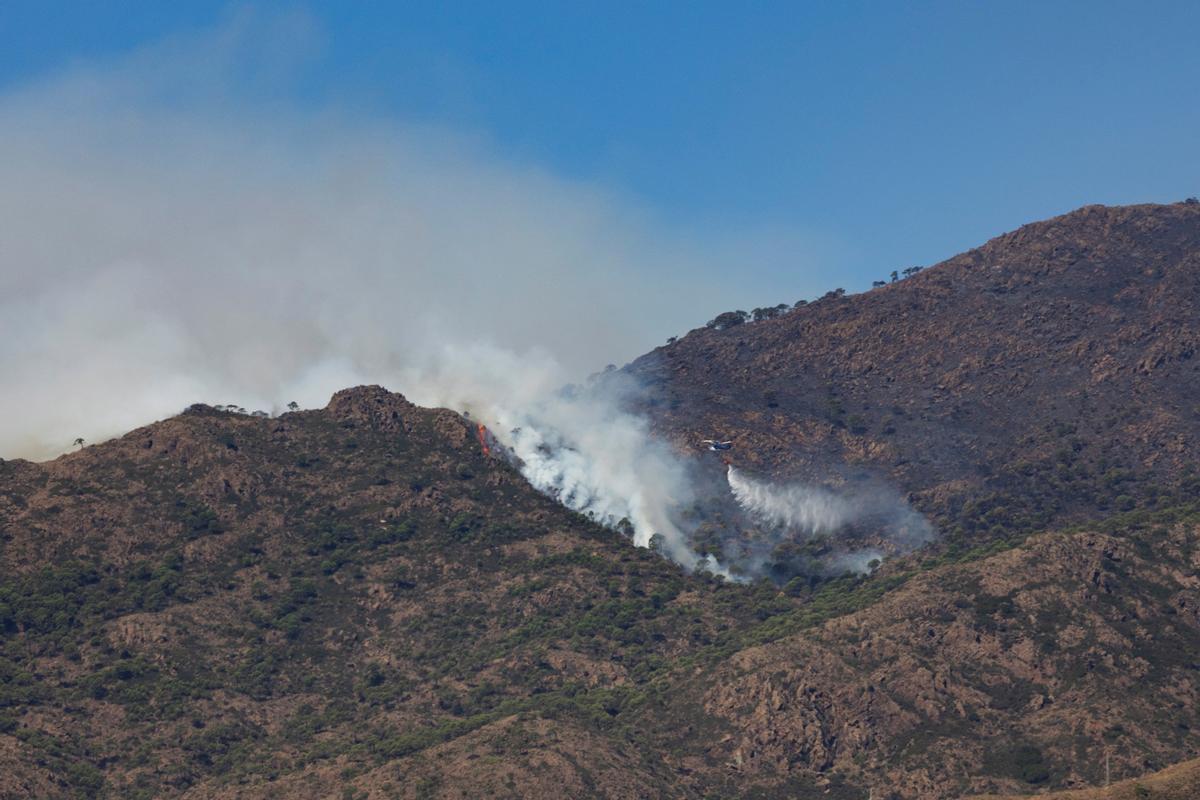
(627, 200), (1200, 542)
(5, 202), (1200, 798)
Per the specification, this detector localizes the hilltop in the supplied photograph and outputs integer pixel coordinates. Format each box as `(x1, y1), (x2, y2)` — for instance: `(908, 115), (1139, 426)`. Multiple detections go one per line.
(4, 202), (1200, 798)
(0, 387), (756, 798)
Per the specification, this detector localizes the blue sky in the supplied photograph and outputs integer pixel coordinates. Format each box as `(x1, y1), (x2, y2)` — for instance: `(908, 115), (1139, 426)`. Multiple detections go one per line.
(2, 1), (1198, 289)
(2, 2), (1200, 457)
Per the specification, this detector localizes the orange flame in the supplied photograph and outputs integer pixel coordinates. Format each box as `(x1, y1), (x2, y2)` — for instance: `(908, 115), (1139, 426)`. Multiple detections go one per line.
(476, 423), (491, 456)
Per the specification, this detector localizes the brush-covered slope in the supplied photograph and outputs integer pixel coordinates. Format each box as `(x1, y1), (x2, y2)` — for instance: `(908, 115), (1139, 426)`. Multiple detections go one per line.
(3, 387), (1200, 799)
(688, 516), (1200, 797)
(0, 387), (760, 799)
(627, 201), (1200, 540)
(5, 195), (1200, 800)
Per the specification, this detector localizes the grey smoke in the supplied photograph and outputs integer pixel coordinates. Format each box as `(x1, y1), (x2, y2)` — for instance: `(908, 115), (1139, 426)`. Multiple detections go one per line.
(0, 15), (824, 464)
(824, 549), (885, 576)
(0, 16), (835, 574)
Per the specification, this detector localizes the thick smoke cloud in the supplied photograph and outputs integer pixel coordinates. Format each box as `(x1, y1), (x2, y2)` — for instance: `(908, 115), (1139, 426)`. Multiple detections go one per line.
(0, 15), (814, 463)
(0, 15), (916, 577)
(399, 345), (727, 573)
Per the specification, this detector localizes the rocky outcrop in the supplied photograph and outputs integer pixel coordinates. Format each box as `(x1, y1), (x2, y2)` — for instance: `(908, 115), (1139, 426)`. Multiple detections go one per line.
(325, 384), (416, 433)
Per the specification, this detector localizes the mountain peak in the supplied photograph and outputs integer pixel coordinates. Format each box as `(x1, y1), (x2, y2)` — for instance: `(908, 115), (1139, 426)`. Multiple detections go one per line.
(630, 200), (1200, 526)
(324, 384), (415, 430)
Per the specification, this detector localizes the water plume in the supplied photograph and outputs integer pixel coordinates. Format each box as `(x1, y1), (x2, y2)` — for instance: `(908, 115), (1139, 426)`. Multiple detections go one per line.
(727, 466), (853, 535)
(725, 466), (935, 574)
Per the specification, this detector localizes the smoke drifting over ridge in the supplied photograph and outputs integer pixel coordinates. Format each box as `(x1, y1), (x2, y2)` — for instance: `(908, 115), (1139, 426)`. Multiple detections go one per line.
(0, 16), (927, 577)
(400, 346), (723, 572)
(0, 16), (818, 463)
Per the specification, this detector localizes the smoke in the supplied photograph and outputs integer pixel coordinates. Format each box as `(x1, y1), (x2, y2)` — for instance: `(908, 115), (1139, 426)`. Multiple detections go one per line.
(825, 549), (885, 576)
(0, 15), (794, 573)
(0, 14), (916, 577)
(398, 344), (728, 574)
(0, 13), (822, 464)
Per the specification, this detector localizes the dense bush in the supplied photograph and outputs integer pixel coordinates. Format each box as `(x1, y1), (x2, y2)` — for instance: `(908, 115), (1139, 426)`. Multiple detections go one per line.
(983, 742), (1051, 784)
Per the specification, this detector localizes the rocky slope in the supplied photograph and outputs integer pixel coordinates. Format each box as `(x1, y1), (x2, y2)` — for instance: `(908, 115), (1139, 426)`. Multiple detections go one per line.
(973, 755), (1200, 799)
(5, 202), (1200, 798)
(3, 385), (1199, 799)
(695, 519), (1200, 797)
(627, 201), (1200, 542)
(1, 388), (752, 799)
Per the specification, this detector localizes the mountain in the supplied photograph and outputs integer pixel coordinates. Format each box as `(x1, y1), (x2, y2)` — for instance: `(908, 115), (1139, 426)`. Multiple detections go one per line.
(627, 201), (1200, 542)
(0, 388), (754, 799)
(4, 202), (1200, 799)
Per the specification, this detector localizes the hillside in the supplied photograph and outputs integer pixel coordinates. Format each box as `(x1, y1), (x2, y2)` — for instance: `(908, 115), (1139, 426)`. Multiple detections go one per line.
(5, 203), (1200, 798)
(627, 201), (1200, 544)
(2, 385), (1200, 798)
(0, 388), (763, 799)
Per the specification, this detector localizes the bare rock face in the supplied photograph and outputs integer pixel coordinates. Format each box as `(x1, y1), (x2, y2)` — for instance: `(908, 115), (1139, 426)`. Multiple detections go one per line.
(696, 523), (1200, 798)
(706, 642), (917, 773)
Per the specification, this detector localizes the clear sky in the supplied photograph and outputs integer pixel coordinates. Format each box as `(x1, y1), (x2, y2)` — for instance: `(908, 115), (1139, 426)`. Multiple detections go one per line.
(3, 1), (1198, 289)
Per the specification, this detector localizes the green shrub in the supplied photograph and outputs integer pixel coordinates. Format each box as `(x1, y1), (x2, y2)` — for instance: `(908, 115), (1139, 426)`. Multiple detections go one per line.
(984, 742), (1050, 784)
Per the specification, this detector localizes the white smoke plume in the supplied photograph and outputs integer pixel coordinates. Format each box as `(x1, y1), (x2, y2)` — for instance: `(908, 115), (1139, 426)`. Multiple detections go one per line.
(0, 14), (823, 465)
(0, 15), (823, 574)
(399, 344), (730, 573)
